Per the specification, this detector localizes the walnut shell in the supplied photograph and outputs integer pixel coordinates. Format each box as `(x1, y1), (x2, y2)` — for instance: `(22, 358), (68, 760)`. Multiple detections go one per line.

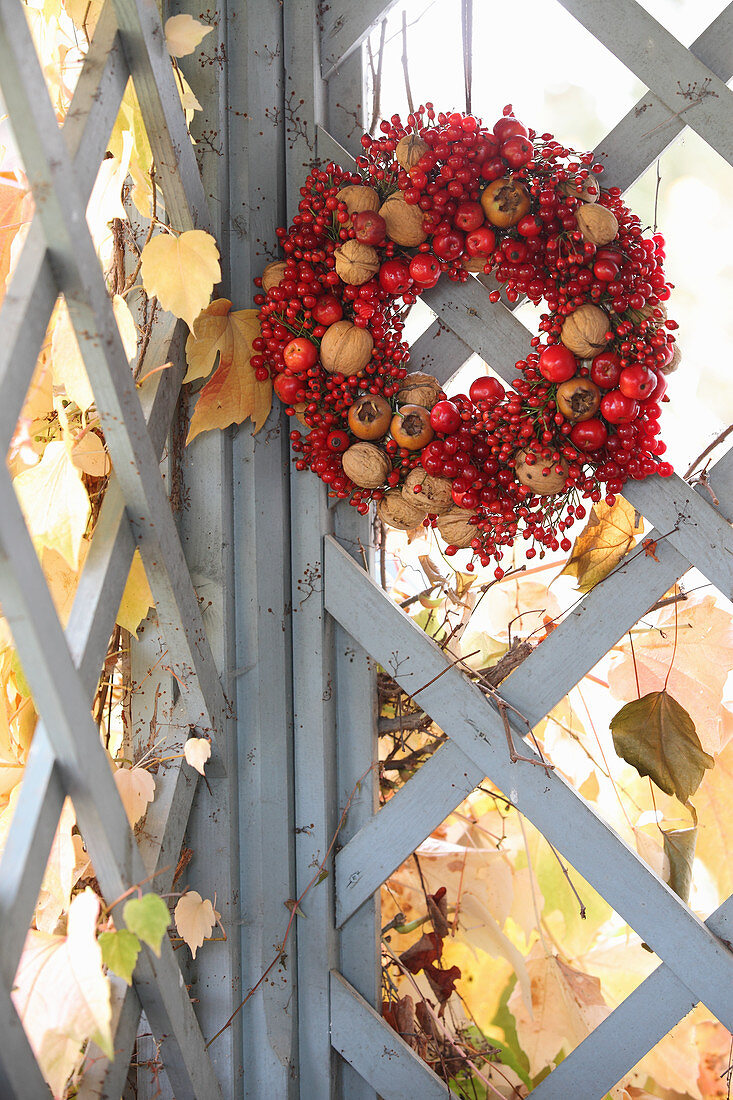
(462, 254), (488, 273)
(319, 320), (373, 375)
(659, 343), (681, 375)
(342, 443), (391, 488)
(262, 261), (287, 293)
(336, 185), (380, 226)
(561, 304), (611, 358)
(379, 192), (427, 247)
(396, 372), (442, 409)
(334, 240), (380, 285)
(377, 489), (427, 531)
(401, 469), (453, 515)
(626, 302), (667, 324)
(293, 402), (309, 427)
(395, 134), (429, 170)
(514, 451), (569, 496)
(436, 507), (479, 548)
(558, 177), (599, 203)
(575, 204), (619, 246)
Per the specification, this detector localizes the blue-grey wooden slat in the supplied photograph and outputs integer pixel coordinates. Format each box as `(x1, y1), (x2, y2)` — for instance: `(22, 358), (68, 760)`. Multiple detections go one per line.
(0, 465), (223, 1100)
(319, 0), (402, 79)
(76, 976), (142, 1100)
(225, 0), (299, 1093)
(593, 4), (733, 191)
(334, 524), (690, 923)
(557, 0), (733, 167)
(324, 537), (733, 1029)
(529, 889), (733, 1098)
(316, 123), (358, 171)
(408, 319), (474, 387)
(323, 44), (381, 1100)
(0, 2), (127, 455)
(0, 980), (55, 1100)
(0, 0), (228, 753)
(109, 0), (211, 232)
(330, 971), (462, 1100)
(0, 726), (63, 981)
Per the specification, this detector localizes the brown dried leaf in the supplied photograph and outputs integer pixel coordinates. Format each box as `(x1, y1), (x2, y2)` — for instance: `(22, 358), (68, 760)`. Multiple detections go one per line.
(560, 498), (642, 591)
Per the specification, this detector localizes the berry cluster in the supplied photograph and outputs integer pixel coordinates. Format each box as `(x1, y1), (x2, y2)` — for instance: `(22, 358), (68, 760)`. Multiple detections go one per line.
(252, 105), (678, 573)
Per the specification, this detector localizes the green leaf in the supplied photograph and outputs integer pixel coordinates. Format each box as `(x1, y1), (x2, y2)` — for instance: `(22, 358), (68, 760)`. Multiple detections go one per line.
(99, 929), (141, 985)
(663, 825), (697, 904)
(610, 690), (714, 802)
(122, 894), (170, 956)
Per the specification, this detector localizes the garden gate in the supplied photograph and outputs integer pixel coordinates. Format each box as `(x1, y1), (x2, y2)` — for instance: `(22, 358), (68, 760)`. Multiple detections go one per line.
(0, 0), (731, 1097)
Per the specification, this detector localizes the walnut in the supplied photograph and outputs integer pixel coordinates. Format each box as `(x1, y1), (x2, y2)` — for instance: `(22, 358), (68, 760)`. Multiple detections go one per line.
(575, 204), (619, 246)
(401, 469), (453, 515)
(341, 443), (391, 488)
(377, 489), (427, 531)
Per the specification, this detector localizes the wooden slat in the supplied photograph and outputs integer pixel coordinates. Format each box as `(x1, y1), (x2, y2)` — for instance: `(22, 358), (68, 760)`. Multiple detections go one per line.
(407, 319), (474, 386)
(330, 971), (462, 1099)
(530, 889), (733, 1098)
(593, 4), (733, 190)
(0, 0), (228, 752)
(320, 0), (401, 79)
(0, 726), (63, 982)
(324, 538), (733, 1029)
(557, 0), (733, 167)
(0, 981), (54, 1099)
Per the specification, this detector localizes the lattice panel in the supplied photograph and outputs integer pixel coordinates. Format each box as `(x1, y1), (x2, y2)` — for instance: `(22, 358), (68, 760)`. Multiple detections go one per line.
(0, 1), (227, 1096)
(307, 2), (733, 1098)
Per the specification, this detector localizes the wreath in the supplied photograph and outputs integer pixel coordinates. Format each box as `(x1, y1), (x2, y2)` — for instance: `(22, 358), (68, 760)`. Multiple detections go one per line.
(251, 105), (678, 575)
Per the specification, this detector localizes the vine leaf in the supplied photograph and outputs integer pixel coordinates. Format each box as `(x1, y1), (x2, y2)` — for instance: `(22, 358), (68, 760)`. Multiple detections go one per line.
(98, 928), (141, 986)
(14, 440), (90, 569)
(174, 891), (220, 959)
(186, 305), (272, 441)
(165, 13), (213, 57)
(610, 690), (713, 802)
(184, 736), (211, 776)
(140, 230), (221, 330)
(560, 498), (642, 591)
(116, 549), (154, 635)
(114, 765), (155, 827)
(123, 894), (170, 957)
(662, 824), (697, 904)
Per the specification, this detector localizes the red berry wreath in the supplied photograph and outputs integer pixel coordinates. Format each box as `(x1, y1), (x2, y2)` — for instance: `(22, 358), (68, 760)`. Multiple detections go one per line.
(251, 104), (678, 576)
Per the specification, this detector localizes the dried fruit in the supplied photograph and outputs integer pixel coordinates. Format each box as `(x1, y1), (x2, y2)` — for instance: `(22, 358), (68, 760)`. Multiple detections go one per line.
(341, 442), (391, 488)
(390, 405), (434, 450)
(575, 204), (619, 246)
(480, 178), (531, 228)
(556, 377), (601, 422)
(334, 240), (380, 285)
(514, 451), (569, 495)
(401, 469), (453, 514)
(396, 372), (443, 409)
(436, 507), (478, 548)
(558, 177), (599, 203)
(261, 261), (286, 293)
(336, 184), (380, 225)
(395, 134), (429, 170)
(561, 303), (610, 358)
(347, 394), (392, 439)
(319, 320), (373, 375)
(379, 192), (428, 246)
(377, 489), (426, 531)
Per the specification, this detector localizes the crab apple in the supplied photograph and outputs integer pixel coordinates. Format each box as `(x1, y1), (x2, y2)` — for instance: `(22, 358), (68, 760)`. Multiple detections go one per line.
(493, 115), (528, 143)
(429, 400), (461, 434)
(465, 225), (496, 256)
(469, 375), (505, 405)
(409, 253), (441, 287)
(432, 230), (465, 261)
(570, 418), (608, 451)
(590, 350), (622, 389)
(283, 337), (317, 373)
(501, 134), (533, 167)
(600, 389), (639, 423)
(619, 365), (657, 400)
(453, 202), (485, 232)
(538, 344), (577, 383)
(379, 258), (412, 295)
(312, 294), (343, 325)
(351, 209), (386, 245)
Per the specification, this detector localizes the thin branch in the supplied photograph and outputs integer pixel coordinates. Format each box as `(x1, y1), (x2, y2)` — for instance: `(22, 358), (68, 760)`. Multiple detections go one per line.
(461, 0), (473, 116)
(400, 11), (414, 116)
(684, 422), (733, 480)
(367, 19), (387, 136)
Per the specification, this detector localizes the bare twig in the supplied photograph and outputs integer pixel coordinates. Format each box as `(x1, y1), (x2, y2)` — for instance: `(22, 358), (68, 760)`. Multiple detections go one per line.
(367, 19), (387, 136)
(400, 11), (414, 116)
(684, 422), (733, 480)
(461, 0), (473, 116)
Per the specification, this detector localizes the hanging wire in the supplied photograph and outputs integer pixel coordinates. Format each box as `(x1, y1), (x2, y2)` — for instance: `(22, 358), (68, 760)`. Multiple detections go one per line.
(461, 0), (473, 115)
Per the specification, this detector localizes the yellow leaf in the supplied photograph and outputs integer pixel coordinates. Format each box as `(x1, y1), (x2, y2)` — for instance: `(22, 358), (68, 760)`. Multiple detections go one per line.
(51, 298), (94, 411)
(42, 543), (89, 627)
(71, 432), (111, 478)
(174, 890), (219, 959)
(184, 297), (233, 383)
(12, 888), (113, 1097)
(165, 13), (214, 56)
(560, 498), (643, 592)
(112, 293), (138, 364)
(116, 549), (154, 634)
(114, 765), (155, 827)
(187, 306), (272, 440)
(184, 736), (211, 776)
(36, 799), (76, 934)
(14, 440), (90, 569)
(86, 130), (133, 259)
(0, 180), (29, 304)
(140, 230), (220, 330)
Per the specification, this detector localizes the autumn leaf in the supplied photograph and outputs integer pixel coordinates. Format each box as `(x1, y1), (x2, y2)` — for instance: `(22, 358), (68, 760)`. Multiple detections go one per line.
(116, 549), (154, 634)
(71, 432), (111, 478)
(610, 690), (713, 802)
(123, 893), (170, 956)
(662, 824), (697, 904)
(508, 946), (608, 1078)
(0, 180), (29, 302)
(140, 229), (220, 330)
(187, 306), (272, 440)
(114, 765), (155, 826)
(184, 297), (234, 383)
(14, 440), (90, 569)
(609, 596), (733, 755)
(165, 13), (213, 56)
(174, 890), (219, 959)
(12, 888), (113, 1097)
(694, 735), (733, 901)
(51, 298), (94, 411)
(184, 736), (211, 776)
(560, 498), (643, 591)
(36, 799), (76, 934)
(112, 293), (138, 363)
(98, 928), (141, 986)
